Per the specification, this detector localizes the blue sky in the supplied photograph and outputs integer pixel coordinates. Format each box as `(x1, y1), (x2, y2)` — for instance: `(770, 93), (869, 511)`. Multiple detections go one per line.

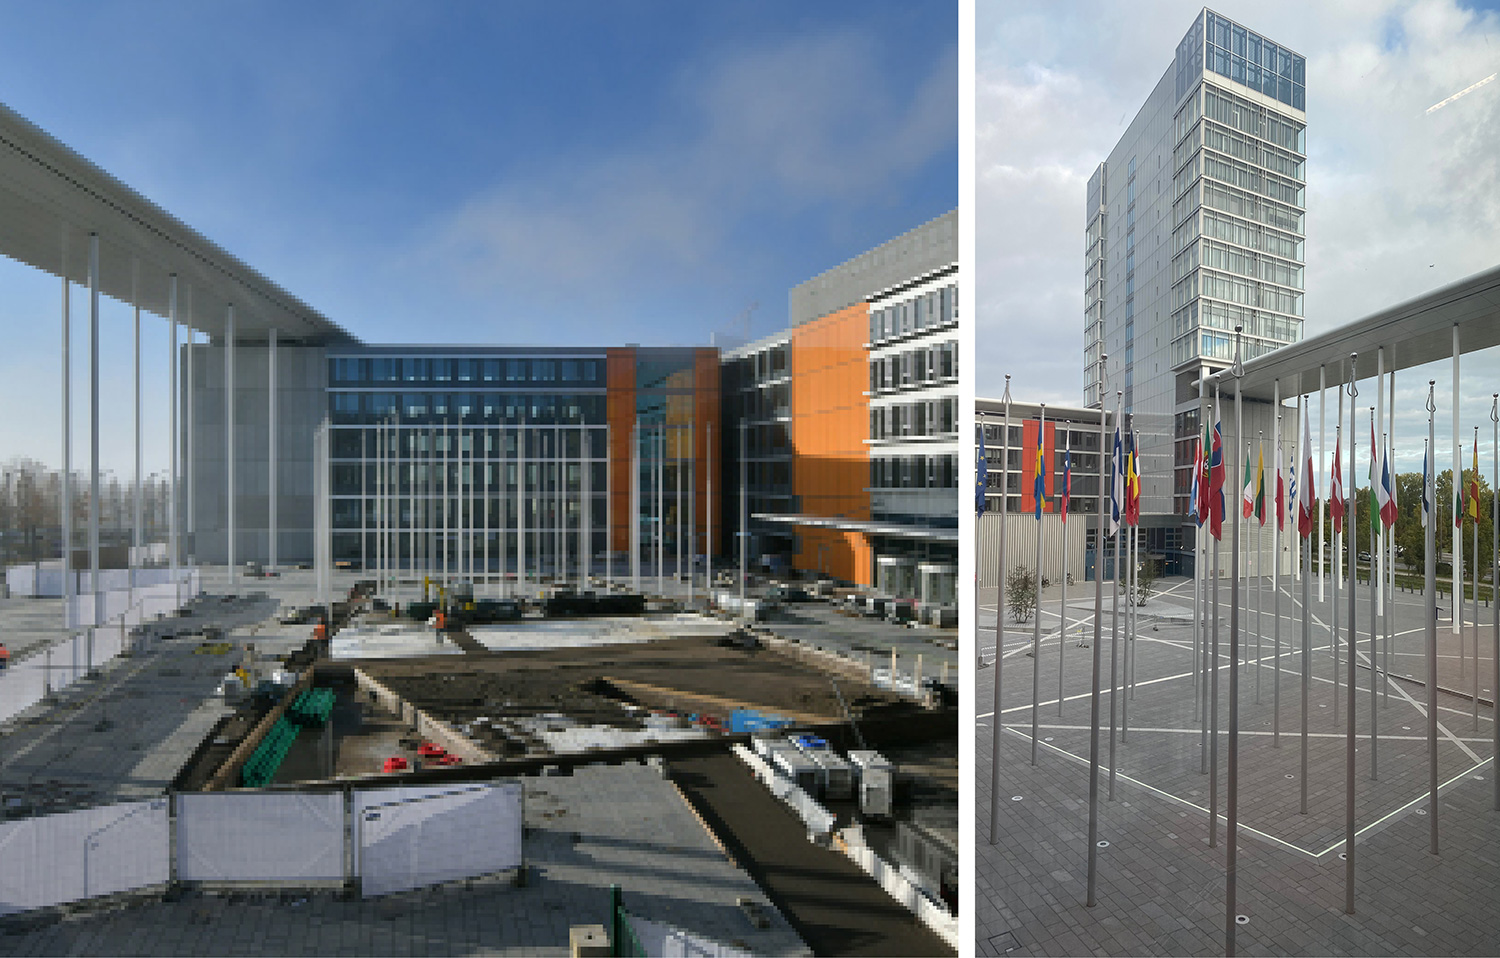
(0, 2), (957, 476)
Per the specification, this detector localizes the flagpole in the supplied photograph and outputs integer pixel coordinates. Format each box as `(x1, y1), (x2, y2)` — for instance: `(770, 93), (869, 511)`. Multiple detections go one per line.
(1369, 406), (1379, 783)
(1226, 328), (1245, 957)
(989, 378), (1013, 845)
(976, 417), (986, 670)
(1474, 425), (1481, 731)
(1300, 402), (1312, 814)
(1454, 325), (1463, 637)
(1491, 394), (1499, 813)
(1345, 352), (1359, 916)
(1257, 429), (1265, 705)
(1086, 359), (1110, 906)
(1274, 406), (1282, 746)
(1320, 365), (1328, 603)
(1335, 377), (1344, 727)
(1122, 427), (1132, 745)
(1032, 404), (1047, 767)
(1195, 378), (1206, 731)
(1386, 367), (1395, 708)
(1426, 384), (1439, 852)
(1110, 389), (1122, 801)
(1060, 428), (1070, 718)
(1211, 384), (1221, 848)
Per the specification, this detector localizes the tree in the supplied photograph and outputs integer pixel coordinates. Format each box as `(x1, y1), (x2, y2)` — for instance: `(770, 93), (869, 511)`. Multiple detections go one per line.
(1007, 565), (1037, 623)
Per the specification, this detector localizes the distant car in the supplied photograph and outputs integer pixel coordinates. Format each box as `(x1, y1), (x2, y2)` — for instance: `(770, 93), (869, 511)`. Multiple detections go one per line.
(766, 585), (811, 603)
(1358, 551), (1371, 562)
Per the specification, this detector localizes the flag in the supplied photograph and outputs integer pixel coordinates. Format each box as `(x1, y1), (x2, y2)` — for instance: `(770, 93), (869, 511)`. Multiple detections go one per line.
(1421, 438), (1431, 529)
(1033, 419), (1047, 521)
(1196, 418), (1211, 527)
(1242, 442), (1256, 519)
(1456, 443), (1466, 529)
(1209, 414), (1225, 540)
(975, 424), (988, 516)
(1298, 407), (1316, 537)
(1254, 441), (1266, 526)
(1125, 432), (1141, 526)
(1469, 439), (1481, 524)
(1189, 430), (1203, 524)
(1110, 414), (1123, 536)
(1061, 445), (1072, 524)
(1276, 450), (1285, 532)
(1379, 434), (1396, 528)
(1330, 439), (1345, 533)
(1370, 420), (1383, 533)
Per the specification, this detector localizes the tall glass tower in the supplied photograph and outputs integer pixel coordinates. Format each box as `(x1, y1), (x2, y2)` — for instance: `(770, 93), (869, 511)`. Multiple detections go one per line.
(1085, 8), (1306, 573)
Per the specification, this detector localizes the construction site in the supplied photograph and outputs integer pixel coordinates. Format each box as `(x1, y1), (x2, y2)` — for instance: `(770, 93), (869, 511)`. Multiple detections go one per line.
(0, 568), (958, 956)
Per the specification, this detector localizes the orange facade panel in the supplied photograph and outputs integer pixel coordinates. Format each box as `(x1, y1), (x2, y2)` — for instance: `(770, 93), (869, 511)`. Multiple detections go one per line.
(790, 303), (871, 584)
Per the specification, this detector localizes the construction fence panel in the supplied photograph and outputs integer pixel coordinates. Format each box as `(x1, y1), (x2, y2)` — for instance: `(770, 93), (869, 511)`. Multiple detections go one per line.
(175, 792), (345, 883)
(0, 799), (170, 916)
(0, 656), (48, 725)
(355, 782), (523, 898)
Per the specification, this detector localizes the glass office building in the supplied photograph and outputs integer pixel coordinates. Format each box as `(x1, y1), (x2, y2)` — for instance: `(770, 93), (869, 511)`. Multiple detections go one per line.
(1085, 8), (1305, 572)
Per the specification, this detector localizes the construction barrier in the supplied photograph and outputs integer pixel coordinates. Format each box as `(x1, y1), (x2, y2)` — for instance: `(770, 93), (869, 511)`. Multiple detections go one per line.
(0, 574), (199, 727)
(354, 783), (523, 898)
(175, 792), (345, 883)
(730, 744), (835, 837)
(626, 912), (755, 958)
(0, 799), (169, 917)
(839, 836), (960, 952)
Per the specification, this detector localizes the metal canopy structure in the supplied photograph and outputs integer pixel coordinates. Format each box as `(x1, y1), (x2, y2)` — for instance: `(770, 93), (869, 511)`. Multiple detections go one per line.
(0, 100), (355, 344)
(1207, 264), (1500, 399)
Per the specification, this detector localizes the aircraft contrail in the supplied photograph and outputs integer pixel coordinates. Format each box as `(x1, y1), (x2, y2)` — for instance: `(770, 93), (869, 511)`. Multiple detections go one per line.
(1426, 72), (1496, 114)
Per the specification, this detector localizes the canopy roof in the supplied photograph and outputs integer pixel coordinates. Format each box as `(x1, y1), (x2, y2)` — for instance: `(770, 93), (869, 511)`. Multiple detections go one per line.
(0, 100), (354, 345)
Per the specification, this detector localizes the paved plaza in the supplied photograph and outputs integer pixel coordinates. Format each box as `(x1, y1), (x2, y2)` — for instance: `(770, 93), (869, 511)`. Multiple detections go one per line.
(975, 572), (1500, 956)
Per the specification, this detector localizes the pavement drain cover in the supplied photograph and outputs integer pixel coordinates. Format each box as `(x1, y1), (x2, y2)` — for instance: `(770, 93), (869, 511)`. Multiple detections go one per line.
(1285, 774), (1295, 779)
(1044, 737), (1054, 742)
(988, 932), (1022, 954)
(1012, 796), (1024, 802)
(1096, 840), (1110, 848)
(1236, 915), (1250, 925)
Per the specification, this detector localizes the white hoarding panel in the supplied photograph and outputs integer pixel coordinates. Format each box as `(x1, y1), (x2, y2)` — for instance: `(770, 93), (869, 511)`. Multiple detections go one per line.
(0, 800), (169, 916)
(355, 783), (522, 898)
(176, 792), (345, 883)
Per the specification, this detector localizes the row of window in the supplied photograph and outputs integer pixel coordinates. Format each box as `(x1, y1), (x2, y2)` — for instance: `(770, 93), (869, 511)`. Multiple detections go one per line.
(1202, 121), (1304, 182)
(735, 382), (791, 422)
(1195, 179), (1304, 235)
(870, 397), (959, 441)
(330, 461), (605, 498)
(870, 454), (959, 490)
(330, 356), (604, 386)
(1199, 209), (1303, 262)
(1173, 266), (1303, 317)
(329, 391), (606, 425)
(868, 284), (959, 344)
(329, 425), (606, 461)
(1171, 328), (1280, 367)
(868, 341), (959, 394)
(1203, 87), (1305, 154)
(1174, 239), (1303, 291)
(1170, 299), (1302, 346)
(1202, 152), (1304, 207)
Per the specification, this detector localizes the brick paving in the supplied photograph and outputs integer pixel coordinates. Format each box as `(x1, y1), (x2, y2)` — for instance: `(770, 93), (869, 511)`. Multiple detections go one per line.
(976, 574), (1500, 956)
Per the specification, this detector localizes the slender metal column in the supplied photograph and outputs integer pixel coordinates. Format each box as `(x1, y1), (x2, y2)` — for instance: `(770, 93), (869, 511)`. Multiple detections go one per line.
(704, 422), (711, 595)
(605, 423), (613, 588)
(676, 424), (683, 587)
(1426, 386), (1439, 852)
(1084, 362), (1108, 901)
(1491, 395), (1499, 812)
(1345, 354), (1359, 915)
(1196, 377), (1206, 729)
(168, 276), (178, 602)
(1370, 406), (1379, 781)
(659, 425), (666, 596)
(1386, 371), (1395, 704)
(738, 422), (746, 612)
(1376, 350), (1385, 616)
(1475, 425), (1481, 730)
(1211, 384), (1221, 847)
(630, 419), (639, 592)
(520, 416), (528, 593)
(61, 258), (72, 632)
(268, 328), (278, 569)
(1227, 330), (1245, 955)
(1274, 401), (1281, 746)
(687, 422), (695, 605)
(484, 426), (491, 593)
(1301, 401), (1311, 813)
(1059, 427), (1069, 717)
(88, 234), (100, 666)
(361, 425), (367, 578)
(1109, 390), (1122, 801)
(132, 263), (141, 601)
(1454, 326), (1463, 635)
(1335, 374), (1344, 724)
(186, 289), (196, 568)
(1320, 366), (1327, 602)
(226, 304), (236, 591)
(1257, 427), (1264, 705)
(1031, 405), (1046, 766)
